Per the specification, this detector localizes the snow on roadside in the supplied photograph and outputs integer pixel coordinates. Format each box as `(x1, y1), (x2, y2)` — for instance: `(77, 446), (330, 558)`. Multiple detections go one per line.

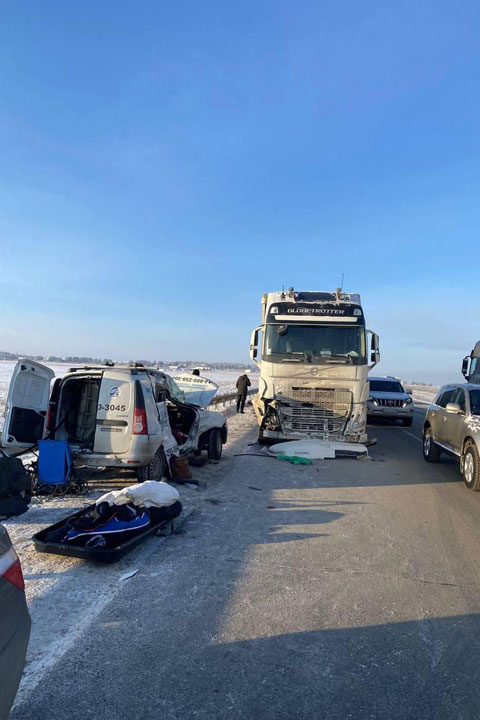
(406, 384), (439, 405)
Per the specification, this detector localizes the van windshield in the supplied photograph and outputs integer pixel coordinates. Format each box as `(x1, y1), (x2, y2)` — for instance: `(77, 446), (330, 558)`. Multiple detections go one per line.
(264, 324), (366, 365)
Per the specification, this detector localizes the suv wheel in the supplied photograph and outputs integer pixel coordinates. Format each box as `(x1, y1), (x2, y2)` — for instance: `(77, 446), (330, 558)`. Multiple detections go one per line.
(423, 428), (441, 462)
(207, 428), (222, 460)
(463, 442), (480, 490)
(137, 448), (166, 482)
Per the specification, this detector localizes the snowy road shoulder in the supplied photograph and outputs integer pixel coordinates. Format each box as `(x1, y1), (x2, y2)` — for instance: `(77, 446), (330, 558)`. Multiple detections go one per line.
(9, 404), (253, 709)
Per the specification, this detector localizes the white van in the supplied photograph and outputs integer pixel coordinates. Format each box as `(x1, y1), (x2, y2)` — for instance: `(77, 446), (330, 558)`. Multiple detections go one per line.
(1, 361), (228, 481)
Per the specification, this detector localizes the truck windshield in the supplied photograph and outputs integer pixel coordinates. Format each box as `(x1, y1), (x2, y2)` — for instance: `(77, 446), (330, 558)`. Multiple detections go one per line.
(264, 324), (366, 364)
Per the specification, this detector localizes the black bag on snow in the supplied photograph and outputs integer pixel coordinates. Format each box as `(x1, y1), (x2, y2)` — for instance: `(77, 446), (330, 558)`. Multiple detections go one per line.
(0, 454), (31, 518)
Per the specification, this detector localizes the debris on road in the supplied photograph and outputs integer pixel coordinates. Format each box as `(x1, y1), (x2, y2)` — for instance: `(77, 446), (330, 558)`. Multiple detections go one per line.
(277, 455), (313, 465)
(119, 569), (138, 582)
(268, 439), (368, 460)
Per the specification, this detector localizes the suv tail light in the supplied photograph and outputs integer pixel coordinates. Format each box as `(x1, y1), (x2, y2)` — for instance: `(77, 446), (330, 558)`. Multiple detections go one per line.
(133, 380), (148, 435)
(0, 547), (25, 592)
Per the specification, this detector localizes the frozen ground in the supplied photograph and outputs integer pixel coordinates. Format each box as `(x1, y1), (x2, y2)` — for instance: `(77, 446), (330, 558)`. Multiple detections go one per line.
(0, 361), (252, 430)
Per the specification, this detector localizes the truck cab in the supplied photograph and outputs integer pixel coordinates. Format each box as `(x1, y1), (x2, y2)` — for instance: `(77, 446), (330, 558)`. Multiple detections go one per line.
(250, 289), (380, 443)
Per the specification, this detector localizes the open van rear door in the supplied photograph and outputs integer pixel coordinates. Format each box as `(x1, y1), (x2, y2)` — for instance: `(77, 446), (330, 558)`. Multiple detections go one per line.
(2, 360), (54, 448)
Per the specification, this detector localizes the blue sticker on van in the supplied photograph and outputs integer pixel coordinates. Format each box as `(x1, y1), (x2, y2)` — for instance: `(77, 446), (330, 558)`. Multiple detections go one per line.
(109, 386), (120, 397)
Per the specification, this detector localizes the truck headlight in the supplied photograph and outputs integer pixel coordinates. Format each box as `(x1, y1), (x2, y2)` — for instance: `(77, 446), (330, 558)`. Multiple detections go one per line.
(345, 406), (366, 434)
(404, 397), (413, 405)
(263, 406), (281, 431)
(368, 396), (377, 405)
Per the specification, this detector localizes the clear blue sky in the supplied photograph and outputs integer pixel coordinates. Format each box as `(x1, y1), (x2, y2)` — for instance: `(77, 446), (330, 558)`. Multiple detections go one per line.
(0, 1), (478, 383)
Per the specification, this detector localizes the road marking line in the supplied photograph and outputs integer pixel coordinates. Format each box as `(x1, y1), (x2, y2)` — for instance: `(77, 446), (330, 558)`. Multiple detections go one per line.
(401, 429), (422, 443)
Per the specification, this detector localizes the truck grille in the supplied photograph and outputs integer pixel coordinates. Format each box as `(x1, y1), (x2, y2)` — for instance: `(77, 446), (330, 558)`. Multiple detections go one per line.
(376, 398), (403, 407)
(278, 387), (353, 438)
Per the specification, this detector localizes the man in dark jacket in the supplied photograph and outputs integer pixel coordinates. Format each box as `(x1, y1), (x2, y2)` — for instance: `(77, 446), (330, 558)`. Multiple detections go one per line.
(236, 373), (251, 413)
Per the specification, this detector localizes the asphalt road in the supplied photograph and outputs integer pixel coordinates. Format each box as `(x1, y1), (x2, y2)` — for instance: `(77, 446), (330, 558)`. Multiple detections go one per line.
(12, 405), (480, 720)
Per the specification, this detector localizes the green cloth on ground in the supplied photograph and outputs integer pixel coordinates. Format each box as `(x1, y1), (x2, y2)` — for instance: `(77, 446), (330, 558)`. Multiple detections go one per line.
(277, 455), (312, 465)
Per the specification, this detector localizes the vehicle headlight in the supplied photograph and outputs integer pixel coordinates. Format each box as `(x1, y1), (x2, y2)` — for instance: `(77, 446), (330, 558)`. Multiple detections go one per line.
(368, 396), (377, 404)
(405, 397), (413, 405)
(346, 405), (366, 434)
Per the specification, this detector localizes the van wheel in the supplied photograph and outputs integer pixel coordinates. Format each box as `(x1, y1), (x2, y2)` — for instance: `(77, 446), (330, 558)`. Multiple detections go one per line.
(423, 428), (441, 462)
(207, 428), (222, 460)
(463, 442), (480, 490)
(137, 448), (166, 482)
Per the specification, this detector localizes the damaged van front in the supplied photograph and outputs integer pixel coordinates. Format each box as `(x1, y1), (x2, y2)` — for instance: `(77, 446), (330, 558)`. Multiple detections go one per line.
(1, 361), (227, 481)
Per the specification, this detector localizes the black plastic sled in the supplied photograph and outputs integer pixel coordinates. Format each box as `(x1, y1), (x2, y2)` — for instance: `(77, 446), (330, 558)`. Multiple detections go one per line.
(32, 501), (183, 563)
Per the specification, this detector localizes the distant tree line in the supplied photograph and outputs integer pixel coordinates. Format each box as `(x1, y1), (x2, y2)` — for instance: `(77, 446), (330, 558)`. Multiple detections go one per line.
(0, 350), (256, 371)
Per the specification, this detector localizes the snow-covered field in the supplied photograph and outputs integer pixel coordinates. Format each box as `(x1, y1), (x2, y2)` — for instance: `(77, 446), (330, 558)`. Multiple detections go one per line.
(406, 384), (439, 404)
(0, 362), (254, 430)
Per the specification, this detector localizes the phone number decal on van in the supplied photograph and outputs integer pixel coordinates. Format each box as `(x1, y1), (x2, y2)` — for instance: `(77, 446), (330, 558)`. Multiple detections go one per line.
(98, 403), (127, 412)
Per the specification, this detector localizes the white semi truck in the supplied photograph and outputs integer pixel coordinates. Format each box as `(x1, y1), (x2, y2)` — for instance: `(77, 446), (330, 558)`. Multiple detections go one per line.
(462, 341), (480, 383)
(249, 288), (380, 443)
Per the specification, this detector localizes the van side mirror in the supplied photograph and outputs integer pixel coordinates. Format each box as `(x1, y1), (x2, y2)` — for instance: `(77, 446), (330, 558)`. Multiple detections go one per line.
(462, 356), (470, 379)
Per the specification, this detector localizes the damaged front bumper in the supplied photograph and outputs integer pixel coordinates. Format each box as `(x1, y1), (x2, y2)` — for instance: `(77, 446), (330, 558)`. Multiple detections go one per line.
(260, 397), (368, 444)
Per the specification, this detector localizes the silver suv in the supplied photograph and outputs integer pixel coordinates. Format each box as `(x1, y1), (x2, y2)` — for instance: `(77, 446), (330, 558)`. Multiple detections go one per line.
(423, 383), (480, 490)
(367, 376), (414, 426)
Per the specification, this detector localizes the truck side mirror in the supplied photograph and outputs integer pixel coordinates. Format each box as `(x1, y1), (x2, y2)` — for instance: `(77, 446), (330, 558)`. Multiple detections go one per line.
(250, 327), (262, 364)
(462, 356), (470, 379)
(367, 330), (380, 368)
